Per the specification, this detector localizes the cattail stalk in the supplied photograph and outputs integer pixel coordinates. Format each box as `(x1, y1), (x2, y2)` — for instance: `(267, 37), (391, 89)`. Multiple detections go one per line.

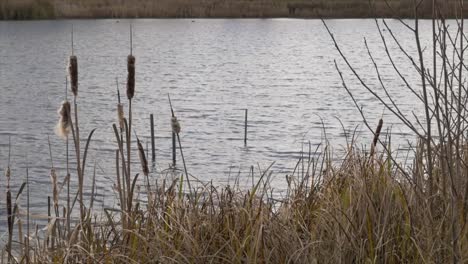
(168, 95), (192, 199)
(126, 44), (135, 213)
(115, 78), (128, 220)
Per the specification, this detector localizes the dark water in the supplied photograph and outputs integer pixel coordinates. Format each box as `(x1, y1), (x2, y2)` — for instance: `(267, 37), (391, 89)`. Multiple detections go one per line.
(0, 19), (429, 236)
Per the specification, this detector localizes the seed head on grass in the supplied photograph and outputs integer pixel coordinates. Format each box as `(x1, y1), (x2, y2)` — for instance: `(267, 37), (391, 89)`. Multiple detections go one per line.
(127, 55), (135, 100)
(55, 101), (71, 139)
(68, 56), (78, 97)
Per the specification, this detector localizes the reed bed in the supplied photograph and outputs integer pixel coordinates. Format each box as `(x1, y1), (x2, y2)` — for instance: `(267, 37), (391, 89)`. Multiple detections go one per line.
(2, 1), (468, 263)
(2, 137), (468, 263)
(1, 0), (466, 19)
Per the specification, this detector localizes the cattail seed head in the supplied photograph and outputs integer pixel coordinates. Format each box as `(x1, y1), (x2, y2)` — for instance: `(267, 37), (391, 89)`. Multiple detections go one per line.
(137, 138), (149, 177)
(68, 56), (78, 97)
(126, 55), (135, 100)
(372, 119), (384, 147)
(117, 103), (125, 129)
(171, 116), (181, 134)
(56, 101), (71, 139)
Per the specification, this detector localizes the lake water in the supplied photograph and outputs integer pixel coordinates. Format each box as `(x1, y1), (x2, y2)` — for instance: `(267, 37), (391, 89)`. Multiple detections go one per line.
(0, 19), (428, 234)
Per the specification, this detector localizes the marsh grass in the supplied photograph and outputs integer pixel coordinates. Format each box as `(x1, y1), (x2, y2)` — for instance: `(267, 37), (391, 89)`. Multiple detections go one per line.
(4, 137), (468, 262)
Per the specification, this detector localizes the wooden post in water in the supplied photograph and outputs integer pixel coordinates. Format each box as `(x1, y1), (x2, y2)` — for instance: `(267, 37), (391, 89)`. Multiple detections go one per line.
(47, 196), (51, 247)
(172, 132), (177, 166)
(150, 114), (155, 162)
(244, 109), (248, 146)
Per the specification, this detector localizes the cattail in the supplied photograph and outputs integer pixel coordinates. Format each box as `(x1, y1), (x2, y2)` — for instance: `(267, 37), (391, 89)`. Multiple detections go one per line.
(50, 168), (58, 206)
(137, 137), (149, 177)
(372, 119), (384, 147)
(117, 103), (125, 129)
(126, 55), (135, 100)
(171, 116), (181, 134)
(55, 101), (71, 139)
(68, 56), (78, 97)
(369, 119), (384, 158)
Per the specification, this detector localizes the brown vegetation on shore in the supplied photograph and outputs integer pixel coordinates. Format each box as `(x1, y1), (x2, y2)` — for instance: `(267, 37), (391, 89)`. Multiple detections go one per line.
(1, 0), (468, 20)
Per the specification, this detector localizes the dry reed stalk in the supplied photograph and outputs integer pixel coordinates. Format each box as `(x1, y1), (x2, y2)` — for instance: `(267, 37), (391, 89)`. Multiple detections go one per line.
(68, 56), (78, 97)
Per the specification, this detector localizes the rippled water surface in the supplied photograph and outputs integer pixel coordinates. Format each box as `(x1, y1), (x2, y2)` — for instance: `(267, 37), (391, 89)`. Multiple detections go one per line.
(0, 19), (430, 232)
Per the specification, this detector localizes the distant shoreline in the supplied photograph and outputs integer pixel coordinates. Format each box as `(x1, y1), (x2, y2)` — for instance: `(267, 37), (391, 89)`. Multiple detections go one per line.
(1, 0), (466, 20)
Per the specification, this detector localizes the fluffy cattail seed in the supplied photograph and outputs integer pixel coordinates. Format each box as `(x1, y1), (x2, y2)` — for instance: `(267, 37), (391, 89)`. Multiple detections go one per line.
(117, 103), (125, 129)
(56, 101), (71, 139)
(68, 56), (78, 97)
(126, 55), (135, 100)
(171, 116), (181, 134)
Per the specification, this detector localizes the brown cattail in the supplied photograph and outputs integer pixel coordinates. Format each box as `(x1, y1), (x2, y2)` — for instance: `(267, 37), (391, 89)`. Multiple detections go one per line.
(68, 56), (78, 97)
(137, 137), (149, 177)
(369, 119), (384, 158)
(372, 119), (384, 147)
(55, 101), (71, 139)
(171, 116), (181, 134)
(117, 103), (125, 129)
(126, 55), (135, 100)
(50, 168), (58, 206)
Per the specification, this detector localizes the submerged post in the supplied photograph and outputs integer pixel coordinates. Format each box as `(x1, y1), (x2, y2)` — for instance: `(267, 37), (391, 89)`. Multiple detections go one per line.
(172, 132), (177, 166)
(150, 114), (155, 162)
(244, 109), (248, 146)
(47, 196), (51, 247)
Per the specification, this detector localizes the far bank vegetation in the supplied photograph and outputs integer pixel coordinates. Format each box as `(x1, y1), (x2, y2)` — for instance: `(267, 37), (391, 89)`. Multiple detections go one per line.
(1, 0), (468, 19)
